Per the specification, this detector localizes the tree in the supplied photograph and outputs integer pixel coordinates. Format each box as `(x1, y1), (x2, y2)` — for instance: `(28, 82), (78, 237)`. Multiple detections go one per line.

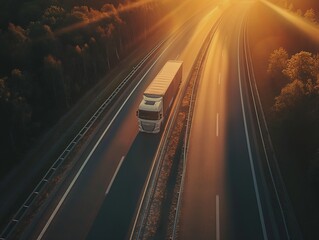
(0, 77), (10, 103)
(88, 37), (99, 79)
(95, 24), (115, 70)
(273, 79), (306, 114)
(296, 9), (303, 16)
(283, 51), (316, 83)
(7, 69), (34, 133)
(0, 0), (178, 171)
(28, 21), (58, 74)
(43, 55), (68, 111)
(17, 1), (43, 26)
(267, 47), (288, 79)
(11, 96), (32, 147)
(308, 150), (319, 195)
(101, 3), (124, 59)
(288, 3), (294, 11)
(4, 23), (31, 70)
(267, 47), (290, 90)
(0, 75), (32, 157)
(304, 8), (317, 23)
(10, 69), (32, 98)
(42, 6), (66, 29)
(63, 44), (84, 98)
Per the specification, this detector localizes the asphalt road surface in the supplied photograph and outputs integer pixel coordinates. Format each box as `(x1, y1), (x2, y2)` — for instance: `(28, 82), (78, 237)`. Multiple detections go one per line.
(178, 2), (281, 240)
(23, 2), (222, 240)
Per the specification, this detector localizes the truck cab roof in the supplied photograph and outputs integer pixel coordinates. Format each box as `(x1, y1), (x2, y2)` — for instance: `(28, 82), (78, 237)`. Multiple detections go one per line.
(139, 97), (162, 112)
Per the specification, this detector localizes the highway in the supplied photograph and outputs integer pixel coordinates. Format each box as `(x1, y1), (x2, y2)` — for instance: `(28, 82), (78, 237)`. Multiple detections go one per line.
(21, 2), (223, 240)
(6, 1), (304, 240)
(178, 1), (284, 240)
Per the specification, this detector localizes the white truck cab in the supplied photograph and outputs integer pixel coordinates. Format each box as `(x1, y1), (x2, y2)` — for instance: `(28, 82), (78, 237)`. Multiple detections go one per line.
(137, 96), (163, 133)
(137, 60), (183, 133)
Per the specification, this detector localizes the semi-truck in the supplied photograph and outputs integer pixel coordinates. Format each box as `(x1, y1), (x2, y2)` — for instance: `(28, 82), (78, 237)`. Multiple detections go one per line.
(137, 60), (183, 133)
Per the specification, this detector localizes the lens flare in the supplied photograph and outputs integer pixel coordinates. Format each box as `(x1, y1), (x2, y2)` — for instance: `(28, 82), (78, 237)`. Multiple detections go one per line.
(53, 0), (158, 37)
(261, 0), (319, 43)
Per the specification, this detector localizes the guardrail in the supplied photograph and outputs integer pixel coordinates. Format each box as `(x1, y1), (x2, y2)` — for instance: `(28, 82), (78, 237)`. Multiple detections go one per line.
(0, 38), (166, 240)
(242, 15), (303, 240)
(170, 16), (222, 240)
(129, 44), (183, 240)
(129, 14), (223, 240)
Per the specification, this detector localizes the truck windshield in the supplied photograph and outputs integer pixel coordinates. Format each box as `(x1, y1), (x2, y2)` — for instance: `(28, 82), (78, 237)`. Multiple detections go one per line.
(138, 110), (159, 120)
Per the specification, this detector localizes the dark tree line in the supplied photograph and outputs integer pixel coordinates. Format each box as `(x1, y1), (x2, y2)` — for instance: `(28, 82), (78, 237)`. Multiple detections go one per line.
(270, 0), (319, 10)
(268, 48), (319, 192)
(270, 0), (319, 23)
(0, 0), (183, 171)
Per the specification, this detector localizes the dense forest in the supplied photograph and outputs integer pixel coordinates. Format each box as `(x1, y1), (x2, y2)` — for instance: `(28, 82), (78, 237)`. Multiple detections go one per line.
(269, 0), (319, 198)
(267, 48), (319, 193)
(271, 0), (319, 10)
(271, 0), (319, 17)
(0, 0), (182, 172)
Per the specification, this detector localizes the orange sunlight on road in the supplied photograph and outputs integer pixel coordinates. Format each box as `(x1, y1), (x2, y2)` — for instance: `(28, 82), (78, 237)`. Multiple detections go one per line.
(261, 0), (319, 42)
(137, 0), (213, 42)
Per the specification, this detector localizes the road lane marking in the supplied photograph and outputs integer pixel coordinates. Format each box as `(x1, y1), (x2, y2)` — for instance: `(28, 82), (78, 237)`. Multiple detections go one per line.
(36, 42), (172, 240)
(244, 25), (290, 238)
(105, 156), (125, 195)
(237, 21), (268, 240)
(218, 72), (221, 85)
(216, 195), (220, 240)
(216, 113), (219, 137)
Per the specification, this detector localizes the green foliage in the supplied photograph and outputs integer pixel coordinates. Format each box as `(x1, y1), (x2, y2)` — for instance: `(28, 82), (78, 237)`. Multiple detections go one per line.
(273, 79), (306, 114)
(270, 0), (319, 24)
(304, 8), (317, 23)
(308, 151), (319, 193)
(43, 55), (67, 110)
(42, 6), (66, 29)
(0, 23), (31, 73)
(283, 51), (317, 82)
(267, 47), (288, 79)
(0, 77), (10, 102)
(270, 48), (319, 190)
(271, 49), (319, 123)
(17, 1), (43, 24)
(0, 0), (180, 169)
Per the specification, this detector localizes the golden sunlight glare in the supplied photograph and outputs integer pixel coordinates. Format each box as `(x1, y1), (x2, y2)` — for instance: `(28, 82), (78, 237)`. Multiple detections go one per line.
(261, 0), (319, 42)
(53, 0), (157, 37)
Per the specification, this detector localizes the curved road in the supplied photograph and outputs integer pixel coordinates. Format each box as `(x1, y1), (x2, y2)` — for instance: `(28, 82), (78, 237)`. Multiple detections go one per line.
(23, 2), (223, 240)
(178, 2), (282, 240)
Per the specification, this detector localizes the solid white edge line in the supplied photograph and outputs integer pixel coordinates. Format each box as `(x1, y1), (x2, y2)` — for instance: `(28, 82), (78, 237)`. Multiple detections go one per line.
(216, 113), (219, 137)
(128, 42), (176, 240)
(237, 18), (268, 240)
(216, 194), (220, 240)
(105, 156), (125, 195)
(36, 45), (170, 240)
(245, 15), (291, 239)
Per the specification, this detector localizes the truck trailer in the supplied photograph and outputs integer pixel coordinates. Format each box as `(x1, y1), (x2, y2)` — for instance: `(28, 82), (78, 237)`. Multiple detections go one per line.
(137, 60), (183, 133)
